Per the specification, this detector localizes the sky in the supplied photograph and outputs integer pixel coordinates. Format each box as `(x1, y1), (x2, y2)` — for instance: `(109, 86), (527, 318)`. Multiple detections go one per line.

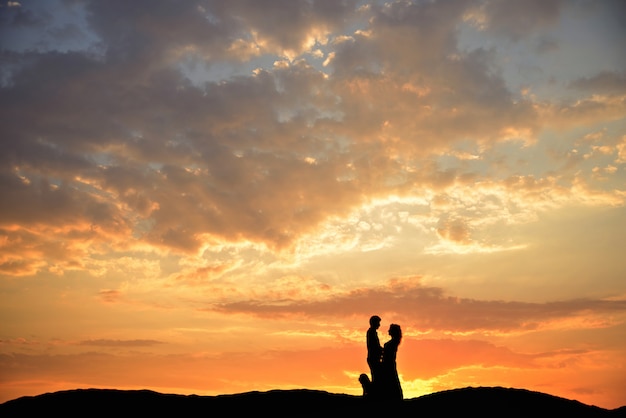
(1, 0), (625, 409)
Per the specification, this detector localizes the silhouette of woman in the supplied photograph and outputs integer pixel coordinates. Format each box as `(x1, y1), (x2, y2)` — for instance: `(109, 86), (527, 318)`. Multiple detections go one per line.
(380, 323), (403, 401)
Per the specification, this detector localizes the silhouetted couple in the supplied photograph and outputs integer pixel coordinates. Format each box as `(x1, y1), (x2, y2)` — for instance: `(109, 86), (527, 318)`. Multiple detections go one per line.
(360, 315), (403, 401)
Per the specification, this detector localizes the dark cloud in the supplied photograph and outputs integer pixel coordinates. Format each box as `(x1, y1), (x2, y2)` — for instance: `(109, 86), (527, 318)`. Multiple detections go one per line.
(481, 0), (562, 42)
(569, 71), (626, 95)
(47, 22), (86, 43)
(0, 1), (49, 29)
(0, 43), (371, 253)
(0, 170), (118, 225)
(327, 1), (539, 152)
(208, 0), (359, 53)
(82, 0), (359, 66)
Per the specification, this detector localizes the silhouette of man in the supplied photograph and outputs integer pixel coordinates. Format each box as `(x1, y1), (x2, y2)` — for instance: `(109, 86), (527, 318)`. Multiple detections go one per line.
(366, 315), (383, 390)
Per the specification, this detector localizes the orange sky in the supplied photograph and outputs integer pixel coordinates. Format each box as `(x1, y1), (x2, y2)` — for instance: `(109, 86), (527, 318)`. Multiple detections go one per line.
(1, 0), (626, 410)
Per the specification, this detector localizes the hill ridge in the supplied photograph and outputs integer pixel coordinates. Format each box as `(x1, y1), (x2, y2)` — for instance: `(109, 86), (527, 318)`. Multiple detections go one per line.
(1, 386), (624, 417)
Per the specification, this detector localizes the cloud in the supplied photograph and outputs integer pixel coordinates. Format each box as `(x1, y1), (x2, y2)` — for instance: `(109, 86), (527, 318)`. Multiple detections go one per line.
(98, 289), (123, 303)
(0, 0), (623, 271)
(0, 1), (45, 30)
(479, 0), (562, 41)
(569, 71), (626, 95)
(210, 278), (626, 333)
(77, 339), (164, 347)
(210, 0), (360, 58)
(80, 0), (359, 66)
(436, 217), (472, 244)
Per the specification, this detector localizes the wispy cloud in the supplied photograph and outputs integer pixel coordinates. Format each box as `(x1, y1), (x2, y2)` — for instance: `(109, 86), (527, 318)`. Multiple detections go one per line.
(77, 339), (164, 347)
(210, 278), (626, 333)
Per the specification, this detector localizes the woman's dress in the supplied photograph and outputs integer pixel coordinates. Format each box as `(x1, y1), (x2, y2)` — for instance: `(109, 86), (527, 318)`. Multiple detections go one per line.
(381, 339), (403, 401)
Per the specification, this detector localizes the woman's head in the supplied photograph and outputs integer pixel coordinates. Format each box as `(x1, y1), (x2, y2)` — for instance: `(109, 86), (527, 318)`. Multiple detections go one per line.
(388, 323), (402, 342)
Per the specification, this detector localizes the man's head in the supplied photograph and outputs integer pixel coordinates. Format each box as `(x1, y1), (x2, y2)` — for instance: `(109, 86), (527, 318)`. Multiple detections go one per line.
(369, 315), (381, 328)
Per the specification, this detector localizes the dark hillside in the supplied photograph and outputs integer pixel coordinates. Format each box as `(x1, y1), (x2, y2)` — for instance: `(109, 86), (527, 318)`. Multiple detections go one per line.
(1, 386), (623, 417)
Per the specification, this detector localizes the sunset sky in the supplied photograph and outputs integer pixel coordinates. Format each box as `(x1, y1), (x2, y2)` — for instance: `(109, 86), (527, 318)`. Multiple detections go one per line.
(1, 0), (625, 409)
